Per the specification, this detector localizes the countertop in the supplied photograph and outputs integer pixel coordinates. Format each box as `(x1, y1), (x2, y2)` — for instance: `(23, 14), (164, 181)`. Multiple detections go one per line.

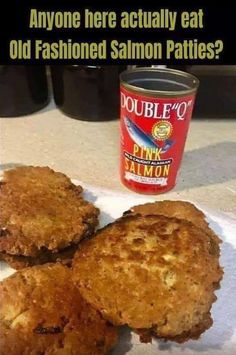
(1, 101), (236, 217)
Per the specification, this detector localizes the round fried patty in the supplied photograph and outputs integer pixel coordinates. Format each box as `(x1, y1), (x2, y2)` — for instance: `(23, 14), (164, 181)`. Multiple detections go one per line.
(0, 166), (99, 256)
(0, 264), (117, 355)
(73, 214), (223, 343)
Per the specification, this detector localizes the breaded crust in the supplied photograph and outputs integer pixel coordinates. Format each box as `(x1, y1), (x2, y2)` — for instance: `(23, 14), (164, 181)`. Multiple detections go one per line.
(0, 166), (99, 257)
(0, 263), (117, 355)
(73, 214), (223, 343)
(0, 244), (78, 270)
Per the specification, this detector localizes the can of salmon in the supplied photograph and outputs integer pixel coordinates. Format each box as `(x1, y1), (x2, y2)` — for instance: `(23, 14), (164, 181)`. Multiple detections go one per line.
(120, 67), (199, 194)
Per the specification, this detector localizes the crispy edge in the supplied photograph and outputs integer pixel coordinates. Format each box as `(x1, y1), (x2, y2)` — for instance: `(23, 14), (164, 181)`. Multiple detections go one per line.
(0, 244), (79, 270)
(124, 200), (222, 246)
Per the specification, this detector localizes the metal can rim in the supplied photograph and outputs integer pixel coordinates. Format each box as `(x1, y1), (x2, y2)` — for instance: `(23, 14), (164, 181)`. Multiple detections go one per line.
(120, 67), (199, 97)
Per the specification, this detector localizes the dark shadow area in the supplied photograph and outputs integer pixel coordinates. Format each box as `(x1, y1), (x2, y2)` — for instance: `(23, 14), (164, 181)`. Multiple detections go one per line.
(176, 142), (236, 191)
(83, 188), (99, 204)
(33, 98), (55, 115)
(110, 327), (133, 355)
(0, 98), (55, 119)
(99, 210), (115, 229)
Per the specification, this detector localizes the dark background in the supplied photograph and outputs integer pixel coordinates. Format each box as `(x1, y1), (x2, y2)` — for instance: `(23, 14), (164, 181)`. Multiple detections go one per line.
(0, 0), (235, 64)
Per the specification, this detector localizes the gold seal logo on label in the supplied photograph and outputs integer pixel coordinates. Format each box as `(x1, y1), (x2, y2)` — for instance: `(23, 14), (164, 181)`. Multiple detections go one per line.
(152, 121), (173, 140)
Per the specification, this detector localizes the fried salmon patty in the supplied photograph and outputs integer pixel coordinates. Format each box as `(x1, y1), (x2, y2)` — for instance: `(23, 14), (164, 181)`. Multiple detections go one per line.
(0, 166), (99, 259)
(73, 214), (223, 343)
(0, 264), (117, 355)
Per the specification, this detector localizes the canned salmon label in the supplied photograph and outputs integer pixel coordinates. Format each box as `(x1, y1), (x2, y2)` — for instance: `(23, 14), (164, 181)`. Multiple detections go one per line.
(120, 86), (196, 194)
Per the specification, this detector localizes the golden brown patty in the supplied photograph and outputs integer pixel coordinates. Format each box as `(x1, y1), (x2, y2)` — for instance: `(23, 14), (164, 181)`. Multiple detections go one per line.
(0, 263), (117, 355)
(0, 166), (99, 257)
(73, 214), (223, 343)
